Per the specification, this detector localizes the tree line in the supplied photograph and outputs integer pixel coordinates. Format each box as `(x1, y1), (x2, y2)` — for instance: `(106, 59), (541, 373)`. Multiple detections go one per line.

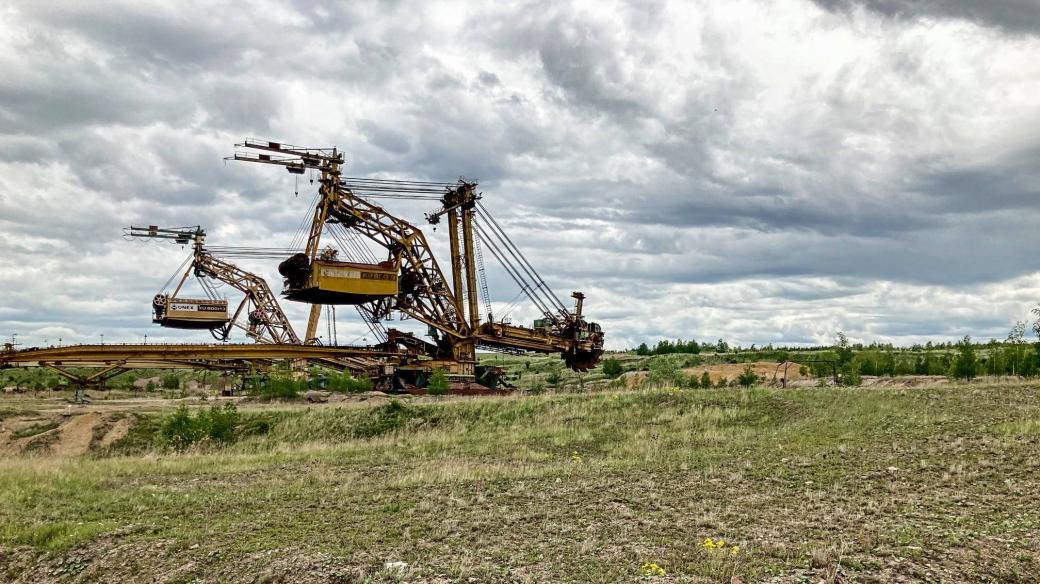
(623, 329), (1040, 383)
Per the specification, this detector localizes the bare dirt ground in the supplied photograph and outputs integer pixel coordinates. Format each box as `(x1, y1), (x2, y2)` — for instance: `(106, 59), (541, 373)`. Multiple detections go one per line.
(0, 411), (124, 457)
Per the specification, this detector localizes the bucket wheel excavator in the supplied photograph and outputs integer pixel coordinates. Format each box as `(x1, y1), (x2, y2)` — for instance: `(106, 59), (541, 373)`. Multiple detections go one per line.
(230, 139), (604, 384)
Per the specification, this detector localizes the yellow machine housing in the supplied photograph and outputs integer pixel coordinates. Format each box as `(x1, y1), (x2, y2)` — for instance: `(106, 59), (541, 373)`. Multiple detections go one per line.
(285, 260), (398, 305)
(153, 297), (230, 330)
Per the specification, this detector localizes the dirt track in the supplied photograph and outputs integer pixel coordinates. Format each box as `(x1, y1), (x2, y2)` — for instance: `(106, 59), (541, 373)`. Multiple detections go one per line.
(0, 411), (127, 456)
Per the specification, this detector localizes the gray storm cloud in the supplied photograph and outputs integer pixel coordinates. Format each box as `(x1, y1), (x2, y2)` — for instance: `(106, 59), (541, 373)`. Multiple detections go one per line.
(1, 0), (1039, 350)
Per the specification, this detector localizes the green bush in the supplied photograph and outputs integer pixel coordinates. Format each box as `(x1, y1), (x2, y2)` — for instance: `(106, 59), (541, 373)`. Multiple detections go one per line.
(601, 357), (623, 378)
(160, 374), (180, 390)
(203, 404), (238, 443)
(249, 376), (303, 400)
(325, 371), (373, 393)
(646, 357), (682, 387)
(426, 368), (450, 395)
(545, 366), (564, 389)
(738, 364), (758, 388)
(839, 363), (862, 387)
(157, 404), (240, 451)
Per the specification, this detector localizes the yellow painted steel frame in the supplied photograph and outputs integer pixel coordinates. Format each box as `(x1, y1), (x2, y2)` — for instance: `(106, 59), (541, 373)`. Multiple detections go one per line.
(1, 343), (399, 369)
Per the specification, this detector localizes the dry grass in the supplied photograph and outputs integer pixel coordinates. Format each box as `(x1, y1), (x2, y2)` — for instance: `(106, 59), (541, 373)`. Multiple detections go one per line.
(1, 382), (1039, 582)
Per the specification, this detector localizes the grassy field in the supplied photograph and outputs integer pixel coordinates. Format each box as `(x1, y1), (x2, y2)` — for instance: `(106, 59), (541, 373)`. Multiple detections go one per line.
(1, 382), (1039, 582)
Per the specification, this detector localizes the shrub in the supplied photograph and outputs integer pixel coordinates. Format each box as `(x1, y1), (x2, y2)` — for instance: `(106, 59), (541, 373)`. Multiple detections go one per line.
(738, 364), (758, 388)
(701, 371), (712, 389)
(426, 368), (450, 395)
(157, 406), (201, 450)
(157, 404), (240, 451)
(160, 373), (180, 390)
(145, 380), (156, 392)
(202, 404), (238, 443)
(646, 357), (682, 387)
(545, 366), (564, 389)
(325, 371), (373, 393)
(839, 363), (862, 387)
(601, 357), (623, 378)
(250, 376), (303, 400)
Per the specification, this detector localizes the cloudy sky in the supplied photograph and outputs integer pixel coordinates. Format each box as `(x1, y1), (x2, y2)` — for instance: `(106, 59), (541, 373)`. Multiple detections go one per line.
(1, 0), (1039, 351)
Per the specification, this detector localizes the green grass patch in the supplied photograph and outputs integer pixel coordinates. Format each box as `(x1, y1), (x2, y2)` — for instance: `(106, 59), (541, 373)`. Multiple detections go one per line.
(0, 520), (112, 550)
(10, 420), (59, 440)
(997, 418), (1040, 436)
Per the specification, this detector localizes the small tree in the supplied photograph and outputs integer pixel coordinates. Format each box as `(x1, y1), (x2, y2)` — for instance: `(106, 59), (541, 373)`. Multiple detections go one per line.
(951, 336), (978, 381)
(715, 376), (728, 388)
(426, 368), (450, 395)
(145, 379), (157, 392)
(686, 373), (700, 389)
(700, 371), (712, 389)
(737, 364), (758, 388)
(635, 342), (650, 356)
(836, 332), (854, 367)
(1008, 321), (1027, 344)
(601, 357), (623, 378)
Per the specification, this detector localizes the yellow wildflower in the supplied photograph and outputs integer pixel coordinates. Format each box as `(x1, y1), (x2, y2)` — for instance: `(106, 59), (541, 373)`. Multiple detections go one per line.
(730, 546), (739, 555)
(640, 562), (666, 577)
(703, 537), (715, 549)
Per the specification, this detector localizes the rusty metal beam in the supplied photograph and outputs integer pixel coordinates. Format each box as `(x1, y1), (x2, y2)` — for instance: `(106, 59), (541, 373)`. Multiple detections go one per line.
(1, 343), (399, 369)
